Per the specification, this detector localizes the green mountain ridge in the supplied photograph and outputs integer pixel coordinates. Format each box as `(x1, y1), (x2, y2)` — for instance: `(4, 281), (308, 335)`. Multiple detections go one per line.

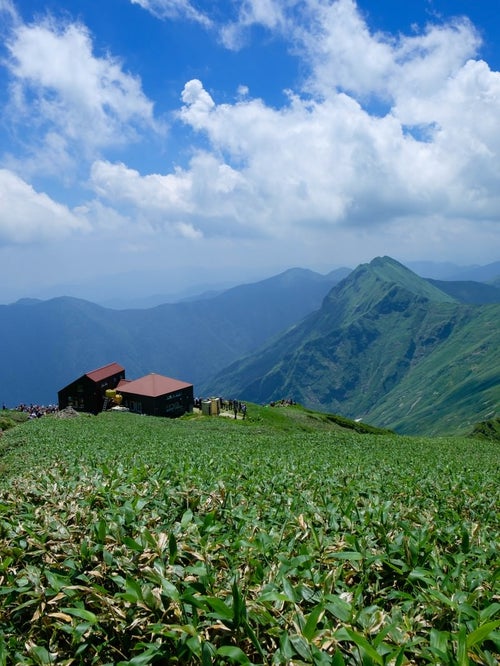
(205, 257), (499, 435)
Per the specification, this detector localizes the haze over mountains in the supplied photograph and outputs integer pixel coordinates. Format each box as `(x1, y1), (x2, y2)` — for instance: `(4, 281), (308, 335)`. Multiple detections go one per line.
(5, 259), (500, 309)
(1, 267), (348, 406)
(2, 257), (499, 435)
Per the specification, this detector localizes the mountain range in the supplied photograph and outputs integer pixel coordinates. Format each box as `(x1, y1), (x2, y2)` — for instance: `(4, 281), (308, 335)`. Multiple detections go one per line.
(1, 257), (499, 435)
(204, 257), (500, 435)
(0, 267), (348, 407)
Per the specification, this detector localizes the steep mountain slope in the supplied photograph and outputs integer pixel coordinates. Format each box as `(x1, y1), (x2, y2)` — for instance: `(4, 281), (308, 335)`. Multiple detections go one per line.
(0, 267), (345, 405)
(365, 303), (499, 434)
(205, 257), (499, 434)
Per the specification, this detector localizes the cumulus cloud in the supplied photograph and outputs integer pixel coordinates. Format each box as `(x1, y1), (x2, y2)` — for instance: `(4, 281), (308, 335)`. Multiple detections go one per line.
(177, 67), (500, 232)
(90, 0), (500, 251)
(170, 0), (500, 241)
(2, 14), (156, 174)
(89, 155), (249, 237)
(180, 80), (216, 126)
(2, 0), (500, 272)
(0, 169), (88, 244)
(90, 160), (193, 214)
(87, 0), (499, 247)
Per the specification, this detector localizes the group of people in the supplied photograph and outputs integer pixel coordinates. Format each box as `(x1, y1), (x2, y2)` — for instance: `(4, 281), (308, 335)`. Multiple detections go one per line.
(193, 397), (247, 419)
(230, 400), (247, 419)
(223, 399), (247, 417)
(3, 403), (59, 418)
(269, 398), (296, 407)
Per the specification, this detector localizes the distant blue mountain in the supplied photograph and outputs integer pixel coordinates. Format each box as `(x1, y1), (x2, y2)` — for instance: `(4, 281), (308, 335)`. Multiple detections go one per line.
(0, 267), (348, 406)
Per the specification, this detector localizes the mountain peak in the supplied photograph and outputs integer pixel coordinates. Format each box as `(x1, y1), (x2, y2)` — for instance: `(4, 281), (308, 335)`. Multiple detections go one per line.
(318, 256), (457, 331)
(370, 255), (402, 267)
(351, 256), (457, 303)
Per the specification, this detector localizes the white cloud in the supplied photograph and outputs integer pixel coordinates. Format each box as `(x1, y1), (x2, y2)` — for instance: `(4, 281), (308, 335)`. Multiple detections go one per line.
(0, 0), (19, 23)
(0, 169), (89, 244)
(171, 0), (500, 242)
(90, 4), (500, 252)
(3, 15), (155, 174)
(173, 221), (203, 239)
(177, 75), (498, 232)
(130, 0), (212, 27)
(220, 0), (288, 49)
(130, 0), (289, 50)
(90, 160), (193, 215)
(180, 79), (216, 126)
(1, 0), (499, 284)
(294, 1), (480, 103)
(4, 132), (74, 182)
(90, 155), (249, 237)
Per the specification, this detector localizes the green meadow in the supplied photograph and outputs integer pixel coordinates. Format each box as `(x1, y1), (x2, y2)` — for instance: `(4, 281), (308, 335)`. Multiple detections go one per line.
(0, 407), (499, 665)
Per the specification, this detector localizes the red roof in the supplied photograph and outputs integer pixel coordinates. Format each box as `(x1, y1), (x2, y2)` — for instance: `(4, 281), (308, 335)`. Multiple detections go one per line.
(86, 362), (125, 383)
(118, 373), (192, 398)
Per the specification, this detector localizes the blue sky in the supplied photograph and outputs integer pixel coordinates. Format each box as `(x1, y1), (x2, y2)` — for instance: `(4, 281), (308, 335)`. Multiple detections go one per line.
(0, 0), (499, 303)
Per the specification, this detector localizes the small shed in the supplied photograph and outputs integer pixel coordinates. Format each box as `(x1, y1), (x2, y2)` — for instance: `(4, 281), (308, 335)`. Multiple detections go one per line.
(58, 362), (126, 413)
(117, 373), (194, 417)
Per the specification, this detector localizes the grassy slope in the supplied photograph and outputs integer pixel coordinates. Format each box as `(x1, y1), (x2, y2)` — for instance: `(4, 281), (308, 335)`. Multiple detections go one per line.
(1, 410), (499, 665)
(365, 304), (500, 435)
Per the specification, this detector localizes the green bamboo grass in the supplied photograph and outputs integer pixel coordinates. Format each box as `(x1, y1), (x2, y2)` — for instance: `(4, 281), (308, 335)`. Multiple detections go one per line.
(0, 408), (499, 664)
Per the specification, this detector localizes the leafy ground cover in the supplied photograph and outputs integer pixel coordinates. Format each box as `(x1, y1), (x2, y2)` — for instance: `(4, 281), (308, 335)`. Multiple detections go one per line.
(0, 407), (499, 665)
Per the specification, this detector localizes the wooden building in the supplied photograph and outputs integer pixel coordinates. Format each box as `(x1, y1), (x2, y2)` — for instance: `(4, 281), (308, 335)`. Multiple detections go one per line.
(117, 373), (193, 417)
(58, 362), (125, 413)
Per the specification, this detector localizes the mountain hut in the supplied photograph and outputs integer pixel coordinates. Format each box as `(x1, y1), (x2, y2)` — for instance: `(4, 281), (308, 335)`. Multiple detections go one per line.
(57, 362), (126, 413)
(117, 373), (194, 417)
